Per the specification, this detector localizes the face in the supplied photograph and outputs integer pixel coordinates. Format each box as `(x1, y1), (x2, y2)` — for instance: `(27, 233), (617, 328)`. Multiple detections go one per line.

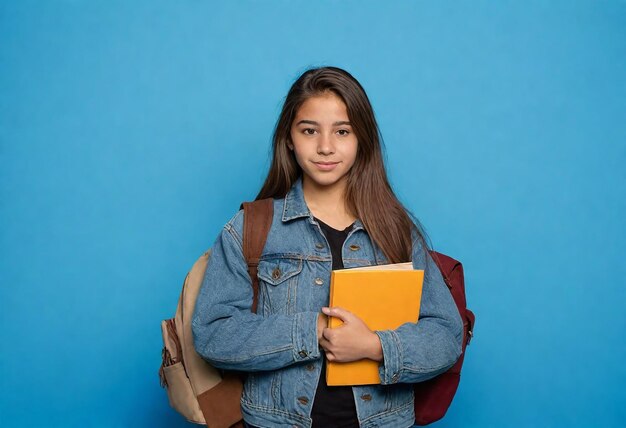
(289, 92), (358, 193)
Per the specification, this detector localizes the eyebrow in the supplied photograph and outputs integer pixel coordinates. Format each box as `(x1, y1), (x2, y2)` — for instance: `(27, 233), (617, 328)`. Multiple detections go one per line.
(295, 120), (352, 127)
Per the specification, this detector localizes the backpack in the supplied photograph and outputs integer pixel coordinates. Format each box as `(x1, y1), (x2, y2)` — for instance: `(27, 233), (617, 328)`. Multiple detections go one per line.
(159, 199), (475, 427)
(414, 251), (475, 425)
(159, 199), (273, 428)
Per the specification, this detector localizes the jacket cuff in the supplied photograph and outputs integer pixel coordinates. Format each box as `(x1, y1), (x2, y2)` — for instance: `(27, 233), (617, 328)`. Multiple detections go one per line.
(292, 311), (321, 362)
(375, 330), (402, 384)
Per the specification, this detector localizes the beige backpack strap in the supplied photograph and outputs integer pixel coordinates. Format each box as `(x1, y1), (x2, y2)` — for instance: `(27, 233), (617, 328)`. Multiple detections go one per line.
(241, 198), (274, 313)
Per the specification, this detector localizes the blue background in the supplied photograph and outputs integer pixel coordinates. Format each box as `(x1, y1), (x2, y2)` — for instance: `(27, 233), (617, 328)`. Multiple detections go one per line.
(1, 1), (625, 427)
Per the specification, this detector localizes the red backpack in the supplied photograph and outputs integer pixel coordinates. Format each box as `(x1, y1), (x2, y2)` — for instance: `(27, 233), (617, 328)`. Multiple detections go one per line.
(414, 251), (475, 425)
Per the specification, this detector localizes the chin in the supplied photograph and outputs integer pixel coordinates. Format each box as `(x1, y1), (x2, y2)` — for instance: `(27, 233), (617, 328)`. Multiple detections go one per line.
(306, 173), (347, 188)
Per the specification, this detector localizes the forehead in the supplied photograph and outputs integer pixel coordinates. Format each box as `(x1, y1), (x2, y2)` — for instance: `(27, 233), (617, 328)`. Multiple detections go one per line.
(294, 92), (349, 121)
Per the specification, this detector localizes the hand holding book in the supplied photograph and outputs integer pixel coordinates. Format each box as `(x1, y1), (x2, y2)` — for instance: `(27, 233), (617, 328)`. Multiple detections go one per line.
(318, 307), (383, 363)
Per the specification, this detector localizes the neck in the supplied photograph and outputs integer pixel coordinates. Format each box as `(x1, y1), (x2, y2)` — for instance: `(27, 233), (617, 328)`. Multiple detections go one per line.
(302, 176), (356, 229)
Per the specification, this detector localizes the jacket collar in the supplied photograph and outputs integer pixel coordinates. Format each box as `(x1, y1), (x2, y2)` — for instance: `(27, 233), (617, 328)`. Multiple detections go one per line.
(282, 177), (311, 222)
(281, 177), (364, 230)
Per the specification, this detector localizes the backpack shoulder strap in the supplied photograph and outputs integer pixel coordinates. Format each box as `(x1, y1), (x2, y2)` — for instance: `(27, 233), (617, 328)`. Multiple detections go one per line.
(241, 198), (273, 313)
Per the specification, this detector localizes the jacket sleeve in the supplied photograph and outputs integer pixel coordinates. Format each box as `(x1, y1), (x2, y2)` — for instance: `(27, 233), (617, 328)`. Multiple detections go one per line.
(374, 231), (463, 384)
(192, 212), (321, 372)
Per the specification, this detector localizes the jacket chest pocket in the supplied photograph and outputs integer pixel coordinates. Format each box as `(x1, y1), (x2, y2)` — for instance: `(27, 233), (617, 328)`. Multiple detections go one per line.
(257, 258), (303, 315)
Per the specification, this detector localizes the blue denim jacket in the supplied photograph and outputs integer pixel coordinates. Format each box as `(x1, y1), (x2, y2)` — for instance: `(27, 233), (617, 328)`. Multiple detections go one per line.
(192, 178), (463, 428)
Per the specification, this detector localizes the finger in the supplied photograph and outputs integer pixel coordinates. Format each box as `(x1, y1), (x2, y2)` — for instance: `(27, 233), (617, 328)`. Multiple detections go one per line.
(322, 306), (353, 322)
(319, 338), (329, 350)
(322, 327), (335, 341)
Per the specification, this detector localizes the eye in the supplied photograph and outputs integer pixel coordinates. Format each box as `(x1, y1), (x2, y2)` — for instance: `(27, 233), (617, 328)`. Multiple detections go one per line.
(303, 128), (316, 135)
(337, 129), (350, 136)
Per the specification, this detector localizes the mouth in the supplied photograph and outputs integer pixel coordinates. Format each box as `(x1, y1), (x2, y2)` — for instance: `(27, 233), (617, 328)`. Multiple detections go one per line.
(312, 161), (340, 171)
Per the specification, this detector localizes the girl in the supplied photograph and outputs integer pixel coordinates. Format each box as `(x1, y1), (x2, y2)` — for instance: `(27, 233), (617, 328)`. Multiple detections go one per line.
(192, 66), (463, 428)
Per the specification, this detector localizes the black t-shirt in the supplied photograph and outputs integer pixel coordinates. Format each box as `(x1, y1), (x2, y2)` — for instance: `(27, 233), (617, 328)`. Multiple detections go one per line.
(311, 217), (360, 428)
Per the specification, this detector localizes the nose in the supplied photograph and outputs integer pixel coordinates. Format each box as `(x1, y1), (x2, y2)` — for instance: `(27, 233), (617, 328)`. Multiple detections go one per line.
(317, 132), (335, 155)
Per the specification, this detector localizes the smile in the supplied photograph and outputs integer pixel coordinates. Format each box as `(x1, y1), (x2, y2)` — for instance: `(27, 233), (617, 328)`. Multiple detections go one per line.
(313, 161), (340, 171)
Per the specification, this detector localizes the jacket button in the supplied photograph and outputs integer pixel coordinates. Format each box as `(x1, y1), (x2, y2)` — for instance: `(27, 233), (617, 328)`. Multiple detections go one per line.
(349, 244), (360, 251)
(314, 278), (324, 286)
(272, 268), (281, 280)
(391, 373), (399, 383)
(299, 350), (308, 358)
(297, 396), (309, 405)
(315, 243), (324, 249)
(306, 364), (315, 371)
(361, 394), (372, 401)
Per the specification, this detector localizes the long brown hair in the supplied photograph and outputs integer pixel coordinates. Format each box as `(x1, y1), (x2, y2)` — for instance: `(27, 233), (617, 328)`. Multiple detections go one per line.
(256, 66), (428, 263)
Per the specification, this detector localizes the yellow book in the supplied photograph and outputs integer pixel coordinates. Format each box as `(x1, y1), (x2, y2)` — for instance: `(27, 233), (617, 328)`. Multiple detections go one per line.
(326, 262), (424, 386)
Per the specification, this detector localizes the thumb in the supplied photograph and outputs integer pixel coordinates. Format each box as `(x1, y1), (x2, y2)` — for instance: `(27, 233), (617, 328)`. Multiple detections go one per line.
(322, 306), (353, 323)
